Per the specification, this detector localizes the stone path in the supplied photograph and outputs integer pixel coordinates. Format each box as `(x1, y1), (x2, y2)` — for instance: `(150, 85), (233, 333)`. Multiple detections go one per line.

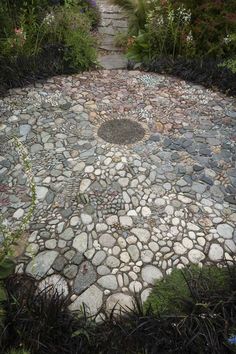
(97, 0), (128, 69)
(0, 70), (236, 315)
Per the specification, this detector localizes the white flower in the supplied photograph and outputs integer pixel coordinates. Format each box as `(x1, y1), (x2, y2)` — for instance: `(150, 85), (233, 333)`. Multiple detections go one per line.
(186, 31), (193, 43)
(223, 35), (232, 44)
(43, 13), (55, 25)
(167, 10), (174, 22)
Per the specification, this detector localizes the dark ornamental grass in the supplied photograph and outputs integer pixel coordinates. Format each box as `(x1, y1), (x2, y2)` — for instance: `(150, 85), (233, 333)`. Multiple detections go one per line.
(1, 263), (236, 354)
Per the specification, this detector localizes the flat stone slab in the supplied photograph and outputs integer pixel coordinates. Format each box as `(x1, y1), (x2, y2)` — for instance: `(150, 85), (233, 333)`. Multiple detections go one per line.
(98, 54), (128, 69)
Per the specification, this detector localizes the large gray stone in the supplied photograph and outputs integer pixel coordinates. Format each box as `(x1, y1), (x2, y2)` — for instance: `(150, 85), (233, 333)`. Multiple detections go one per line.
(131, 228), (150, 243)
(98, 54), (128, 70)
(38, 274), (69, 297)
(208, 243), (224, 261)
(97, 275), (118, 290)
(106, 293), (134, 313)
(73, 232), (88, 253)
(74, 261), (97, 294)
(20, 124), (31, 137)
(69, 285), (103, 315)
(99, 234), (116, 247)
(217, 224), (234, 239)
(36, 186), (48, 201)
(106, 256), (120, 268)
(52, 256), (67, 272)
(188, 249), (205, 264)
(81, 213), (92, 225)
(26, 250), (58, 279)
(92, 250), (106, 266)
(141, 265), (163, 285)
(60, 228), (74, 241)
(225, 239), (236, 253)
(127, 245), (139, 262)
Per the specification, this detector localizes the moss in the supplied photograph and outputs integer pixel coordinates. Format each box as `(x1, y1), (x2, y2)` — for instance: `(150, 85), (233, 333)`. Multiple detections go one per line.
(144, 265), (231, 315)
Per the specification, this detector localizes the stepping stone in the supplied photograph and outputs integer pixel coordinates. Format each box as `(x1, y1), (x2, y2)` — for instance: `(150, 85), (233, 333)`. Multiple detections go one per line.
(98, 54), (127, 70)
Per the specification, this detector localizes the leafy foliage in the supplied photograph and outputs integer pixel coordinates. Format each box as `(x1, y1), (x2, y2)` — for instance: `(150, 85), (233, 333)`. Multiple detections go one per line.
(76, 0), (101, 29)
(0, 0), (98, 93)
(109, 0), (150, 35)
(116, 0), (236, 81)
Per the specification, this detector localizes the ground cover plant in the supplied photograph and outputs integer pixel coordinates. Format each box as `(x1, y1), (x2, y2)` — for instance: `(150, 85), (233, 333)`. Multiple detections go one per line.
(0, 263), (236, 353)
(111, 0), (236, 95)
(0, 0), (99, 95)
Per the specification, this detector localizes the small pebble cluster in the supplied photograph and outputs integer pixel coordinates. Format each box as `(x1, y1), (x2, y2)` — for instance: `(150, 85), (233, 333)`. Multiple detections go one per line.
(0, 69), (236, 314)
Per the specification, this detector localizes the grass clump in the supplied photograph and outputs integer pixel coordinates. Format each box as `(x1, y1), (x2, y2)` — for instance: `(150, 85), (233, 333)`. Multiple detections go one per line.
(145, 265), (232, 315)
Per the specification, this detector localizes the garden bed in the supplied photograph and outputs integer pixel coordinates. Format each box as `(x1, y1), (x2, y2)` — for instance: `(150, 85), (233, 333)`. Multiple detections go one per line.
(128, 58), (236, 97)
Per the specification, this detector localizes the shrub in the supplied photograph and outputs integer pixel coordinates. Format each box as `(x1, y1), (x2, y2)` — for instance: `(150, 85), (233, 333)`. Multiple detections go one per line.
(123, 0), (236, 67)
(173, 0), (236, 57)
(0, 0), (97, 94)
(109, 0), (151, 35)
(76, 0), (101, 30)
(43, 6), (97, 70)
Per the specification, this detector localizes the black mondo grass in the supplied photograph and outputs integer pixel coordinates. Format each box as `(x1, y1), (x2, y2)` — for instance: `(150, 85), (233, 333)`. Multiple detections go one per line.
(1, 274), (93, 354)
(133, 58), (236, 97)
(0, 264), (236, 354)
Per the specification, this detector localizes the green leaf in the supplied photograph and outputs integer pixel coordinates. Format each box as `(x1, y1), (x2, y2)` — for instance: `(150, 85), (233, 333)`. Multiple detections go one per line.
(72, 328), (90, 341)
(0, 283), (7, 301)
(0, 257), (15, 280)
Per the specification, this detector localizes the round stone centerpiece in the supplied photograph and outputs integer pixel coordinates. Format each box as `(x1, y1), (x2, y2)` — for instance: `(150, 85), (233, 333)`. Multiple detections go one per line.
(97, 118), (145, 145)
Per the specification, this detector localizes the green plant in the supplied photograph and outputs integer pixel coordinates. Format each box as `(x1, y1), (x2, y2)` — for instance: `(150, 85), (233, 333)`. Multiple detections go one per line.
(109, 0), (151, 35)
(127, 1), (195, 62)
(0, 137), (35, 341)
(172, 0), (236, 58)
(125, 0), (236, 63)
(222, 57), (236, 73)
(0, 0), (98, 94)
(7, 349), (30, 354)
(76, 0), (101, 30)
(145, 265), (232, 315)
(219, 33), (236, 73)
(64, 29), (97, 70)
(43, 6), (97, 70)
(114, 32), (129, 50)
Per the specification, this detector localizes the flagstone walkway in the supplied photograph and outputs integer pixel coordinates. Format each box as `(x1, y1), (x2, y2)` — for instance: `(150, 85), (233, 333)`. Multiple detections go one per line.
(97, 0), (128, 69)
(0, 70), (236, 315)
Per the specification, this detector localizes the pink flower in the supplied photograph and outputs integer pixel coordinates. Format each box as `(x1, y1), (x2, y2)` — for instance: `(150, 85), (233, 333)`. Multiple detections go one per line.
(13, 27), (26, 45)
(15, 28), (23, 35)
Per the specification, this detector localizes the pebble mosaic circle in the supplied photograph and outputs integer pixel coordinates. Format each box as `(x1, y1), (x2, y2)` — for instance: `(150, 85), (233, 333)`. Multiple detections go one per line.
(0, 69), (236, 316)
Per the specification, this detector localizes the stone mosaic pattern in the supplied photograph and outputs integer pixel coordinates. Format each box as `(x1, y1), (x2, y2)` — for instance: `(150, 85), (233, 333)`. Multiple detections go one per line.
(0, 70), (236, 315)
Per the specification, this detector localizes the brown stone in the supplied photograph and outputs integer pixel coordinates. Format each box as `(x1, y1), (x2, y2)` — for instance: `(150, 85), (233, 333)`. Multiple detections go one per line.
(198, 218), (213, 228)
(165, 123), (173, 131)
(155, 122), (164, 133)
